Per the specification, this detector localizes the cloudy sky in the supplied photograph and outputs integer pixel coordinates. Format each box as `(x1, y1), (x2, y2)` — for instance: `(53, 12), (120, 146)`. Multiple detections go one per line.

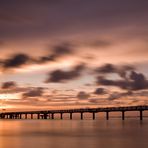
(0, 0), (148, 110)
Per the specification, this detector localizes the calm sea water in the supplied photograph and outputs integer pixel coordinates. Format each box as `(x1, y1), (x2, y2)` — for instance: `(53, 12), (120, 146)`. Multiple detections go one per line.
(0, 119), (148, 148)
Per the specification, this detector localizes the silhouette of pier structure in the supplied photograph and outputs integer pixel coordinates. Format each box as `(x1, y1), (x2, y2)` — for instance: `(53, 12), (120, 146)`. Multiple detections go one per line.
(0, 105), (148, 120)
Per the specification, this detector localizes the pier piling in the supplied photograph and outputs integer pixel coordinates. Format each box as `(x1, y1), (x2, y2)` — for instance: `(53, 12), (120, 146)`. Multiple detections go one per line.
(92, 112), (95, 120)
(81, 112), (83, 120)
(60, 113), (63, 119)
(106, 111), (109, 120)
(51, 113), (54, 119)
(140, 110), (143, 120)
(70, 113), (73, 120)
(122, 111), (125, 120)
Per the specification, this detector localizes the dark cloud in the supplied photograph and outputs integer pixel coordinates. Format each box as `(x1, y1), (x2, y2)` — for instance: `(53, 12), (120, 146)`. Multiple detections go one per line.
(38, 43), (74, 63)
(107, 91), (133, 100)
(95, 63), (134, 77)
(0, 43), (74, 70)
(1, 81), (17, 89)
(94, 88), (107, 95)
(52, 43), (73, 56)
(108, 92), (125, 100)
(22, 87), (44, 98)
(118, 65), (135, 79)
(95, 64), (136, 90)
(97, 71), (148, 91)
(77, 91), (90, 100)
(130, 71), (148, 90)
(95, 64), (116, 73)
(45, 63), (86, 83)
(2, 53), (31, 69)
(0, 85), (47, 95)
(39, 55), (56, 63)
(97, 76), (130, 89)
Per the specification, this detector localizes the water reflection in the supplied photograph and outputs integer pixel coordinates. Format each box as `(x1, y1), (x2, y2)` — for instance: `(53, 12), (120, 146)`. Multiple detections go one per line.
(0, 119), (148, 148)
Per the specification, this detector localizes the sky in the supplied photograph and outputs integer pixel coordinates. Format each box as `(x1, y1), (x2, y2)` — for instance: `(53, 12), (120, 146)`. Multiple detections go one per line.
(0, 0), (148, 110)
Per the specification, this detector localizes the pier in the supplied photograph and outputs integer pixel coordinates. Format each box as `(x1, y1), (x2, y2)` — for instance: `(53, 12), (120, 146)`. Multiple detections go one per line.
(0, 105), (148, 120)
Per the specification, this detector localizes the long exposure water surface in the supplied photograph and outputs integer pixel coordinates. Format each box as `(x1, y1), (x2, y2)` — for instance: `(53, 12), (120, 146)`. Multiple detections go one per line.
(0, 119), (148, 148)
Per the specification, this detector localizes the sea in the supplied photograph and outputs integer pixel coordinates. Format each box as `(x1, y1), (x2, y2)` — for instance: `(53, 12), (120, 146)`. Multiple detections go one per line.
(0, 118), (148, 148)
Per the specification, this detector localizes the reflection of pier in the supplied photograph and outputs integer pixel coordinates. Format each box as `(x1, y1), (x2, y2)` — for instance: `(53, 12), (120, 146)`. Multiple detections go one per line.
(0, 105), (148, 120)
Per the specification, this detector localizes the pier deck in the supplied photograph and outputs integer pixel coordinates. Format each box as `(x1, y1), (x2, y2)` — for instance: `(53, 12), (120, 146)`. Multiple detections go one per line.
(0, 105), (148, 120)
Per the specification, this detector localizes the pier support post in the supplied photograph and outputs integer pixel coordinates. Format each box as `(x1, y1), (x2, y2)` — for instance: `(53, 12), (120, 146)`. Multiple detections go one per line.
(25, 114), (28, 119)
(9, 114), (13, 119)
(51, 113), (54, 119)
(106, 111), (109, 120)
(122, 111), (125, 120)
(81, 112), (83, 120)
(60, 113), (63, 119)
(92, 112), (95, 120)
(44, 114), (47, 119)
(70, 113), (73, 120)
(1, 114), (5, 119)
(140, 110), (143, 120)
(31, 114), (33, 119)
(20, 114), (22, 119)
(37, 114), (40, 119)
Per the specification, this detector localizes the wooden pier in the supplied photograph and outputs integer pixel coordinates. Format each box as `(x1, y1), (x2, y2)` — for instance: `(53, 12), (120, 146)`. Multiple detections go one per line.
(0, 105), (148, 120)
